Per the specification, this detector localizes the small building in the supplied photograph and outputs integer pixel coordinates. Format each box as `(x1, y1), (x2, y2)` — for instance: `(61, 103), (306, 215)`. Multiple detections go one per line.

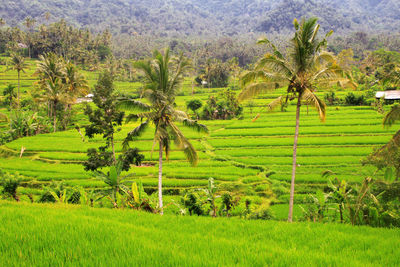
(76, 94), (94, 104)
(375, 90), (400, 100)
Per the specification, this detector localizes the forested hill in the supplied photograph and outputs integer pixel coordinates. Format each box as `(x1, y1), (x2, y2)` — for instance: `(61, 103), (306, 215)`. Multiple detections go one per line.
(1, 0), (399, 37)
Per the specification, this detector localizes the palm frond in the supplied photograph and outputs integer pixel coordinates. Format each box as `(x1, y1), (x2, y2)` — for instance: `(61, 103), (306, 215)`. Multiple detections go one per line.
(173, 109), (189, 121)
(117, 98), (150, 111)
(267, 96), (284, 111)
(182, 119), (209, 133)
(238, 82), (279, 101)
(383, 104), (400, 128)
(257, 55), (293, 78)
(302, 89), (326, 122)
(125, 114), (139, 123)
(169, 122), (198, 166)
(122, 120), (149, 150)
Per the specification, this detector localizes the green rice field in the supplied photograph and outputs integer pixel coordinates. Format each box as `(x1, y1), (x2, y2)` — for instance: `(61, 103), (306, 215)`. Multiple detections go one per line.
(0, 201), (399, 266)
(0, 59), (399, 207)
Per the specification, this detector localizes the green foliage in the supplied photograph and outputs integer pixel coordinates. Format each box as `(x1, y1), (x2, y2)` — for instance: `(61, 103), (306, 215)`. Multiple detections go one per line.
(186, 99), (202, 118)
(0, 170), (20, 201)
(2, 84), (16, 108)
(83, 71), (144, 171)
(181, 192), (203, 216)
(344, 92), (367, 106)
(202, 89), (242, 120)
(247, 203), (275, 220)
(362, 131), (400, 181)
(199, 59), (230, 88)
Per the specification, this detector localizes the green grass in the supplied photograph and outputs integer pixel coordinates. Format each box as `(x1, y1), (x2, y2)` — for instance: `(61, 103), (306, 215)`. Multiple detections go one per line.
(0, 201), (399, 266)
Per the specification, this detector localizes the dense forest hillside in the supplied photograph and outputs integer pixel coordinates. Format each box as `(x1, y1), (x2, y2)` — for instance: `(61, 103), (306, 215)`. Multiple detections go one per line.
(0, 0), (399, 37)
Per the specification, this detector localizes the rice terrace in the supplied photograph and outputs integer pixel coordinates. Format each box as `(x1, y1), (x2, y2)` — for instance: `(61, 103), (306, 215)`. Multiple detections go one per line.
(0, 0), (400, 266)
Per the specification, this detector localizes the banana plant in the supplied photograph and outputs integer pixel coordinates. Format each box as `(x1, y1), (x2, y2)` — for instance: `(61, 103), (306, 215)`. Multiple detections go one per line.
(94, 159), (134, 208)
(48, 188), (70, 204)
(203, 177), (219, 217)
(79, 187), (102, 207)
(120, 180), (156, 212)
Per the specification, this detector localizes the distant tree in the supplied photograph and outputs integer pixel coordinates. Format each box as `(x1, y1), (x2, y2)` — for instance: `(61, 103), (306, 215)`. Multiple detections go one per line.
(118, 49), (208, 214)
(7, 52), (28, 109)
(240, 18), (351, 222)
(202, 89), (242, 120)
(200, 59), (230, 88)
(23, 17), (36, 58)
(186, 99), (202, 119)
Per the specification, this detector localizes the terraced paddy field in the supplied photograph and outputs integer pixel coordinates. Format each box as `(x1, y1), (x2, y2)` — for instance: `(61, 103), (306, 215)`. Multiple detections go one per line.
(0, 201), (399, 266)
(1, 104), (397, 206)
(1, 60), (399, 215)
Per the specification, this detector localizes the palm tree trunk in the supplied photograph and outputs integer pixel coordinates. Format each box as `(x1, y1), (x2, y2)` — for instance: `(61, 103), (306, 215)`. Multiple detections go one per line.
(288, 96), (301, 222)
(111, 133), (116, 164)
(17, 71), (20, 109)
(53, 101), (57, 133)
(158, 141), (163, 215)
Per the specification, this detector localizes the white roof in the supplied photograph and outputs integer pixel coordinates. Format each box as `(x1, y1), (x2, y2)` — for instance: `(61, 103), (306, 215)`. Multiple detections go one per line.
(375, 90), (400, 100)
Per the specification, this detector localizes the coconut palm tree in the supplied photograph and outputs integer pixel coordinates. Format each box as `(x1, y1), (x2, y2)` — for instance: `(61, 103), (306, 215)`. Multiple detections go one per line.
(42, 77), (67, 132)
(7, 53), (28, 110)
(239, 18), (352, 222)
(118, 48), (208, 214)
(34, 53), (66, 132)
(23, 17), (36, 58)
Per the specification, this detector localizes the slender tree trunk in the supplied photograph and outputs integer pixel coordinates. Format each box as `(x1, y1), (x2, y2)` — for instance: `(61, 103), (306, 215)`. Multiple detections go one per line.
(53, 101), (57, 132)
(17, 71), (20, 109)
(111, 133), (116, 163)
(288, 96), (301, 222)
(158, 141), (163, 215)
(339, 204), (343, 223)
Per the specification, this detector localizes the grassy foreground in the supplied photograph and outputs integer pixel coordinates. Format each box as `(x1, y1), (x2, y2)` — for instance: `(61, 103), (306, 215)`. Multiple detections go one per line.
(0, 202), (399, 266)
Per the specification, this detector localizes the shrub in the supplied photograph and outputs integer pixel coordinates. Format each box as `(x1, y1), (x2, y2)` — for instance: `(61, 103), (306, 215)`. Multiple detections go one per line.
(345, 93), (367, 106)
(0, 170), (21, 201)
(247, 204), (275, 220)
(201, 89), (242, 120)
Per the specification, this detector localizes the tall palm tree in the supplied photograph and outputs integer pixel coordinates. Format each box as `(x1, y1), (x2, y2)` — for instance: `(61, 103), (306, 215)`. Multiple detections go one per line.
(42, 77), (67, 132)
(23, 17), (36, 58)
(118, 49), (208, 214)
(239, 18), (352, 222)
(34, 53), (66, 131)
(7, 53), (28, 109)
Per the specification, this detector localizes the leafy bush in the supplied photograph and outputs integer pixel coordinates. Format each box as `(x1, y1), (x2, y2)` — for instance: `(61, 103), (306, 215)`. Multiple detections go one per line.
(247, 204), (275, 220)
(201, 89), (242, 120)
(0, 170), (21, 201)
(345, 92), (367, 106)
